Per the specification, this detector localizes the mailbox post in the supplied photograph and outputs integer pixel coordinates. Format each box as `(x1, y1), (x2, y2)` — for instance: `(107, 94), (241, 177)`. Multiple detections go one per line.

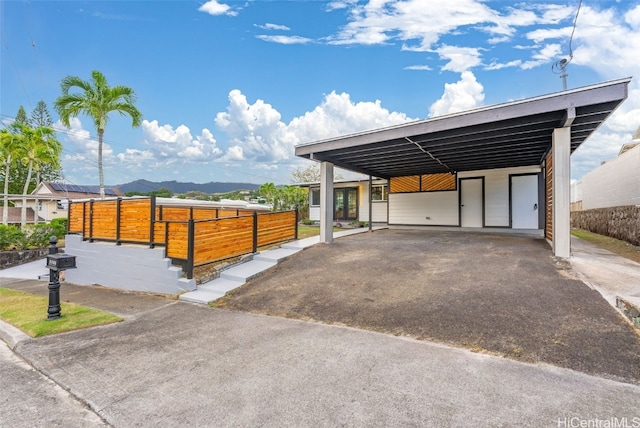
(46, 236), (76, 320)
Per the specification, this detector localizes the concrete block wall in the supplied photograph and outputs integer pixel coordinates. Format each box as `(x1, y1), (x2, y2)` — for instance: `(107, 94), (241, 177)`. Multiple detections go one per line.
(571, 205), (640, 246)
(64, 234), (196, 294)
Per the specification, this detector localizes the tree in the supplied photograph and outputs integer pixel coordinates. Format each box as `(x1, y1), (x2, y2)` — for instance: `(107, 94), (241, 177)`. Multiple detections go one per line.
(17, 125), (61, 228)
(258, 182), (307, 212)
(291, 163), (344, 183)
(55, 70), (142, 199)
(14, 106), (28, 127)
(30, 100), (53, 127)
(0, 128), (24, 225)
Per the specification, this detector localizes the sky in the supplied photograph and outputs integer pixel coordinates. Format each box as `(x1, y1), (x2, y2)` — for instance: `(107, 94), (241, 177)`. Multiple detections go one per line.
(1, 0), (639, 188)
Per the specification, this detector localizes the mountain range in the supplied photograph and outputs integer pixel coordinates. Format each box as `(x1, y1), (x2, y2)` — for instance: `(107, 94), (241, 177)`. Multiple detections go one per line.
(117, 179), (260, 194)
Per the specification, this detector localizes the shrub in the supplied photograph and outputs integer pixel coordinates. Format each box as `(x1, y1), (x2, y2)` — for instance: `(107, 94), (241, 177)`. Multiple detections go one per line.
(0, 218), (67, 250)
(0, 225), (27, 250)
(301, 218), (315, 225)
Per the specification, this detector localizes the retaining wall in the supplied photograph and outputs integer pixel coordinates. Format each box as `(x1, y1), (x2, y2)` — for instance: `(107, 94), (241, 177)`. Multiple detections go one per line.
(571, 205), (640, 246)
(0, 249), (49, 269)
(64, 234), (196, 294)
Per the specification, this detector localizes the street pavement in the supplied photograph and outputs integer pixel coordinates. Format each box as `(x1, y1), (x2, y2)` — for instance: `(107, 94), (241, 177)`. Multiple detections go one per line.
(0, 236), (639, 427)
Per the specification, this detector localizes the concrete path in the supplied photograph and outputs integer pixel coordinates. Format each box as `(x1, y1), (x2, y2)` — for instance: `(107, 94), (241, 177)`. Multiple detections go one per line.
(180, 227), (378, 304)
(570, 236), (640, 308)
(12, 302), (640, 427)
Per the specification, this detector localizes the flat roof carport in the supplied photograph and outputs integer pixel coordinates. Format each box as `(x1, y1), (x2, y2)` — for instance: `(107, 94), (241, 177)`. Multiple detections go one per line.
(295, 78), (631, 257)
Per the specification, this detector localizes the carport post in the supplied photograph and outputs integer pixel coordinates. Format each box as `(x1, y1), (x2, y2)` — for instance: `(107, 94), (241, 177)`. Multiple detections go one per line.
(320, 161), (334, 243)
(552, 127), (571, 258)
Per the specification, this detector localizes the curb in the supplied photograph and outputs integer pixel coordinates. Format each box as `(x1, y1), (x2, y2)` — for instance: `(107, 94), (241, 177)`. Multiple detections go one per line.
(0, 319), (30, 350)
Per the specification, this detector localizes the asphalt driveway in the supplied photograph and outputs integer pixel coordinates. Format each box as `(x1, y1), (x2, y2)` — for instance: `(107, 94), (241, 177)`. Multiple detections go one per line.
(216, 229), (640, 385)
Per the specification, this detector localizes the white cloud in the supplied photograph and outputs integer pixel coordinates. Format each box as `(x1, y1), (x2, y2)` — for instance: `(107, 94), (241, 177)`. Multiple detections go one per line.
(141, 120), (221, 160)
(404, 65), (433, 71)
(54, 117), (114, 160)
(436, 45), (483, 73)
(485, 59), (522, 70)
(256, 35), (313, 45)
(429, 71), (485, 117)
(327, 0), (573, 52)
(215, 89), (414, 163)
(198, 0), (237, 17)
(520, 43), (562, 69)
(255, 23), (290, 31)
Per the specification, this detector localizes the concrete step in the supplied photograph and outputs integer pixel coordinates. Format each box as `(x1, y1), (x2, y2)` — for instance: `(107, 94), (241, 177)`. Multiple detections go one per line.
(179, 289), (225, 304)
(219, 260), (277, 283)
(199, 277), (244, 294)
(253, 248), (301, 263)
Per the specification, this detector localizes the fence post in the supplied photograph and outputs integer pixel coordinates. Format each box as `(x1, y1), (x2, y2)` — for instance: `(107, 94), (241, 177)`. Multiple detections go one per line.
(294, 207), (299, 240)
(116, 197), (122, 245)
(187, 219), (195, 280)
(149, 195), (156, 248)
(66, 202), (71, 235)
(89, 199), (94, 243)
(252, 211), (258, 253)
(81, 202), (87, 241)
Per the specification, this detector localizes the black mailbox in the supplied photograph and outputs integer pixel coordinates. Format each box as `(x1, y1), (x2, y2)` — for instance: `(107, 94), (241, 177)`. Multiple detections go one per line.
(46, 253), (77, 271)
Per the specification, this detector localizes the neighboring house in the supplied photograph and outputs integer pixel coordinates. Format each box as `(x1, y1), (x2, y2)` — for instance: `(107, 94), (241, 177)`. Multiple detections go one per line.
(300, 178), (389, 224)
(572, 142), (640, 210)
(295, 78), (630, 258)
(4, 207), (44, 225)
(12, 182), (124, 222)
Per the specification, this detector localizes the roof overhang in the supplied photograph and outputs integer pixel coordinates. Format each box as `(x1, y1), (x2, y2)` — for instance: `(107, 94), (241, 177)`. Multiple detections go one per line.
(295, 78), (631, 179)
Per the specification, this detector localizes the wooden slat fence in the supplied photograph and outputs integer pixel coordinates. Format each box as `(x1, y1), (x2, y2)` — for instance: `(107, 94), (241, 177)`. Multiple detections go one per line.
(67, 196), (298, 278)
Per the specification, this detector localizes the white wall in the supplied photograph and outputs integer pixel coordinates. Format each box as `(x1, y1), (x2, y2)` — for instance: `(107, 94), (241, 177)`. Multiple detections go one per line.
(388, 191), (459, 225)
(581, 144), (640, 209)
(388, 166), (540, 227)
(458, 166), (540, 227)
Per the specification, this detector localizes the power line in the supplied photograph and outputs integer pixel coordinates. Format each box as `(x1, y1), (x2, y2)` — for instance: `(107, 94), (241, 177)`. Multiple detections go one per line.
(551, 0), (583, 90)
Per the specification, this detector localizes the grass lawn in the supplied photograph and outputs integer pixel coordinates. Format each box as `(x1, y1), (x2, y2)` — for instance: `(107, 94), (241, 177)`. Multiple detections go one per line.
(571, 229), (640, 264)
(297, 225), (343, 239)
(0, 287), (122, 337)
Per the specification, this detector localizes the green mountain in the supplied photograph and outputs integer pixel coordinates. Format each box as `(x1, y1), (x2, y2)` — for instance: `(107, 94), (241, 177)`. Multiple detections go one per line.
(117, 179), (260, 194)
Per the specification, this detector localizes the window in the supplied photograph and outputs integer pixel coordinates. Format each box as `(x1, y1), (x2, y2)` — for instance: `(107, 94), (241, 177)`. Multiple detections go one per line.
(371, 185), (388, 201)
(310, 188), (320, 206)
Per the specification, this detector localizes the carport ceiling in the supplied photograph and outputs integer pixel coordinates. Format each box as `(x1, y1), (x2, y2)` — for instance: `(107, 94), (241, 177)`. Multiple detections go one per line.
(295, 78), (631, 179)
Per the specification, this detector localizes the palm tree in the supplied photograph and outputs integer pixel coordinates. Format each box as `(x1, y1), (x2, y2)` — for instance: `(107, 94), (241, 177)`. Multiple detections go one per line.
(18, 125), (62, 228)
(0, 128), (24, 225)
(54, 70), (142, 199)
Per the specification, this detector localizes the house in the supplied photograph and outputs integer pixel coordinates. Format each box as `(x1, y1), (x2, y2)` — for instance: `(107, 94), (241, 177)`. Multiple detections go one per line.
(12, 182), (124, 222)
(295, 78), (631, 258)
(572, 141), (640, 210)
(299, 178), (389, 224)
(4, 207), (44, 225)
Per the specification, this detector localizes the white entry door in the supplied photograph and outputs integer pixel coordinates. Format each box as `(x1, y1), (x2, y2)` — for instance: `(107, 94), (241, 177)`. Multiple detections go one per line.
(460, 178), (483, 227)
(511, 175), (539, 229)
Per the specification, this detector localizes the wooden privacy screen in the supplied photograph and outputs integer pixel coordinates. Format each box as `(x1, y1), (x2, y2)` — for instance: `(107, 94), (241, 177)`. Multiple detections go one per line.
(67, 197), (298, 278)
(193, 216), (254, 265)
(545, 152), (553, 241)
(389, 173), (456, 193)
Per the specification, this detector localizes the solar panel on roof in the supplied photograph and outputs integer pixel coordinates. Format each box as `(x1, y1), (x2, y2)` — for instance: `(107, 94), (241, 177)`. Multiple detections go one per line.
(48, 182), (118, 196)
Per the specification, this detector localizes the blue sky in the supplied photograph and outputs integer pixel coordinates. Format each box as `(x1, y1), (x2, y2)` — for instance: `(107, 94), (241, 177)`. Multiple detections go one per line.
(1, 0), (639, 187)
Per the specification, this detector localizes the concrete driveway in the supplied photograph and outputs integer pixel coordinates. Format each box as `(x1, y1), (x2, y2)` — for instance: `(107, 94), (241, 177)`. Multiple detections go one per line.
(216, 229), (640, 385)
